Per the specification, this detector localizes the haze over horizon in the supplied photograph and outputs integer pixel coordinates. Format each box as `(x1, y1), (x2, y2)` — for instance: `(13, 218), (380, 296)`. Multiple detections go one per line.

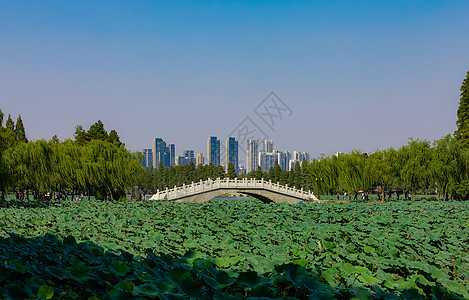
(1, 1), (468, 160)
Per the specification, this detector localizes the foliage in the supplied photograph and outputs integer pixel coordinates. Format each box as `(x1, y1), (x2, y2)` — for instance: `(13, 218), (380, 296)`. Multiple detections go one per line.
(5, 114), (14, 131)
(15, 114), (27, 143)
(455, 69), (469, 147)
(3, 139), (141, 198)
(227, 162), (237, 179)
(398, 139), (431, 200)
(74, 120), (123, 146)
(0, 199), (468, 299)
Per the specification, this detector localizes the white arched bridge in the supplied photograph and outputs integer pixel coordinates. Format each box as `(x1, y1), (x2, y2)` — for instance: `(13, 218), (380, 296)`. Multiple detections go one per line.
(150, 178), (321, 203)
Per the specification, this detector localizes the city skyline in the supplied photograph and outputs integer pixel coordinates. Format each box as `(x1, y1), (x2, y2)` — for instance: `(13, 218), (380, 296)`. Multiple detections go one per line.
(140, 135), (310, 173)
(2, 2), (468, 158)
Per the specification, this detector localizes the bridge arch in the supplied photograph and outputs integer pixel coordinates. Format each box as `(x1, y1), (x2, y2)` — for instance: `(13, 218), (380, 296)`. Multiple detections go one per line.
(150, 178), (320, 203)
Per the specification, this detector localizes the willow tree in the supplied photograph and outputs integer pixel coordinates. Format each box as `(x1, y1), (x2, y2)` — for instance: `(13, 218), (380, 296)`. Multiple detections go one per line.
(365, 149), (395, 201)
(336, 151), (371, 196)
(4, 140), (54, 194)
(308, 155), (338, 200)
(54, 140), (87, 194)
(398, 139), (431, 200)
(81, 140), (141, 199)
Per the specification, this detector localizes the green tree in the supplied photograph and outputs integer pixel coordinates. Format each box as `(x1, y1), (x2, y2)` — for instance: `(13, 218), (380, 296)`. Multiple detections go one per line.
(108, 129), (122, 146)
(87, 120), (108, 142)
(398, 139), (431, 200)
(0, 127), (16, 199)
(293, 162), (303, 189)
(213, 165), (226, 179)
(0, 108), (3, 127)
(49, 135), (60, 144)
(74, 125), (88, 145)
(336, 151), (371, 196)
(455, 69), (469, 147)
(5, 114), (14, 131)
(15, 114), (27, 143)
(270, 165), (282, 184)
(227, 162), (237, 179)
(4, 140), (54, 194)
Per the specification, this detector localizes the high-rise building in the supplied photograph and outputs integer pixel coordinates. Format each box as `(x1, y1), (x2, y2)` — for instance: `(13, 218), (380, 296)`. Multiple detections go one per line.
(225, 137), (238, 173)
(259, 150), (278, 172)
(263, 140), (274, 153)
(246, 139), (259, 173)
(196, 153), (205, 166)
(283, 151), (292, 170)
(169, 144), (176, 167)
(207, 136), (220, 166)
(140, 149), (153, 168)
(153, 138), (170, 168)
(293, 151), (310, 163)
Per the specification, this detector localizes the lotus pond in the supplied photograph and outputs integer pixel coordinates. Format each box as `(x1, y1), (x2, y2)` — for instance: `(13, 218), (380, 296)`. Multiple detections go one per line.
(0, 199), (468, 299)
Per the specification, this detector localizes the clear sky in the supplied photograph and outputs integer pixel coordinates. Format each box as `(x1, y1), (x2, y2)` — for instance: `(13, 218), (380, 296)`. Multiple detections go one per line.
(1, 1), (468, 163)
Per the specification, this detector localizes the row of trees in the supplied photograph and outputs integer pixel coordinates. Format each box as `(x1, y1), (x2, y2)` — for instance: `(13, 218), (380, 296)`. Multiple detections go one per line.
(0, 116), (140, 201)
(133, 135), (469, 200)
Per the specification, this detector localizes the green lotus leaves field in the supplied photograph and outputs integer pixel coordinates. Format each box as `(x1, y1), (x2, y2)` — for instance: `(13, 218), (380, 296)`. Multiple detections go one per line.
(0, 199), (468, 299)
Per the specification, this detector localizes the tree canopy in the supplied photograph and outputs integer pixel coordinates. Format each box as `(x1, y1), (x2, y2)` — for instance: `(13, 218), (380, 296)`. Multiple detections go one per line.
(74, 120), (123, 146)
(455, 69), (469, 147)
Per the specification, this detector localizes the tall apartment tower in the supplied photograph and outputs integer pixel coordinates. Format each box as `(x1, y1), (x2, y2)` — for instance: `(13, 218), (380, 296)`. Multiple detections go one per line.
(169, 144), (176, 167)
(140, 149), (153, 168)
(207, 136), (220, 167)
(196, 153), (205, 166)
(263, 140), (274, 153)
(153, 138), (169, 168)
(246, 139), (259, 173)
(225, 137), (238, 173)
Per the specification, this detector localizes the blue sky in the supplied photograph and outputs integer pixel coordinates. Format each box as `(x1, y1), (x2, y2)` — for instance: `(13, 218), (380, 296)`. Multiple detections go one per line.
(1, 1), (468, 163)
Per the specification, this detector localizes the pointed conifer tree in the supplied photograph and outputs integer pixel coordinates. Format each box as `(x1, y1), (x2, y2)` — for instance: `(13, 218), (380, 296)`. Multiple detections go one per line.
(15, 115), (27, 142)
(0, 108), (3, 127)
(5, 114), (14, 131)
(455, 69), (469, 147)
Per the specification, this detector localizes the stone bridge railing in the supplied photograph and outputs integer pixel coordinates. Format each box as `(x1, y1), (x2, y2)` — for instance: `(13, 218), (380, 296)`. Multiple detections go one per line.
(149, 178), (318, 201)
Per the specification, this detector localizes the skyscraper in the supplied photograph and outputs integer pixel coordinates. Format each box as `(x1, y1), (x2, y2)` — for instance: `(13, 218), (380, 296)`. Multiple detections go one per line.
(225, 137), (238, 173)
(140, 149), (153, 168)
(263, 140), (274, 153)
(169, 144), (176, 167)
(247, 139), (259, 173)
(153, 138), (171, 168)
(259, 151), (277, 172)
(207, 136), (220, 166)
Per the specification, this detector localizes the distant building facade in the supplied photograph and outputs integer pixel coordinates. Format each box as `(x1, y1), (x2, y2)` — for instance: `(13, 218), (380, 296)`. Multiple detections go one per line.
(263, 140), (274, 153)
(246, 139), (259, 173)
(169, 144), (176, 167)
(196, 153), (205, 166)
(153, 138), (171, 168)
(140, 148), (153, 168)
(225, 137), (238, 173)
(207, 136), (220, 166)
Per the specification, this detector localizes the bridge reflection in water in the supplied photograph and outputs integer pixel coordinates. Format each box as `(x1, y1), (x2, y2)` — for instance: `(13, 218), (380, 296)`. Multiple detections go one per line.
(150, 178), (321, 204)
